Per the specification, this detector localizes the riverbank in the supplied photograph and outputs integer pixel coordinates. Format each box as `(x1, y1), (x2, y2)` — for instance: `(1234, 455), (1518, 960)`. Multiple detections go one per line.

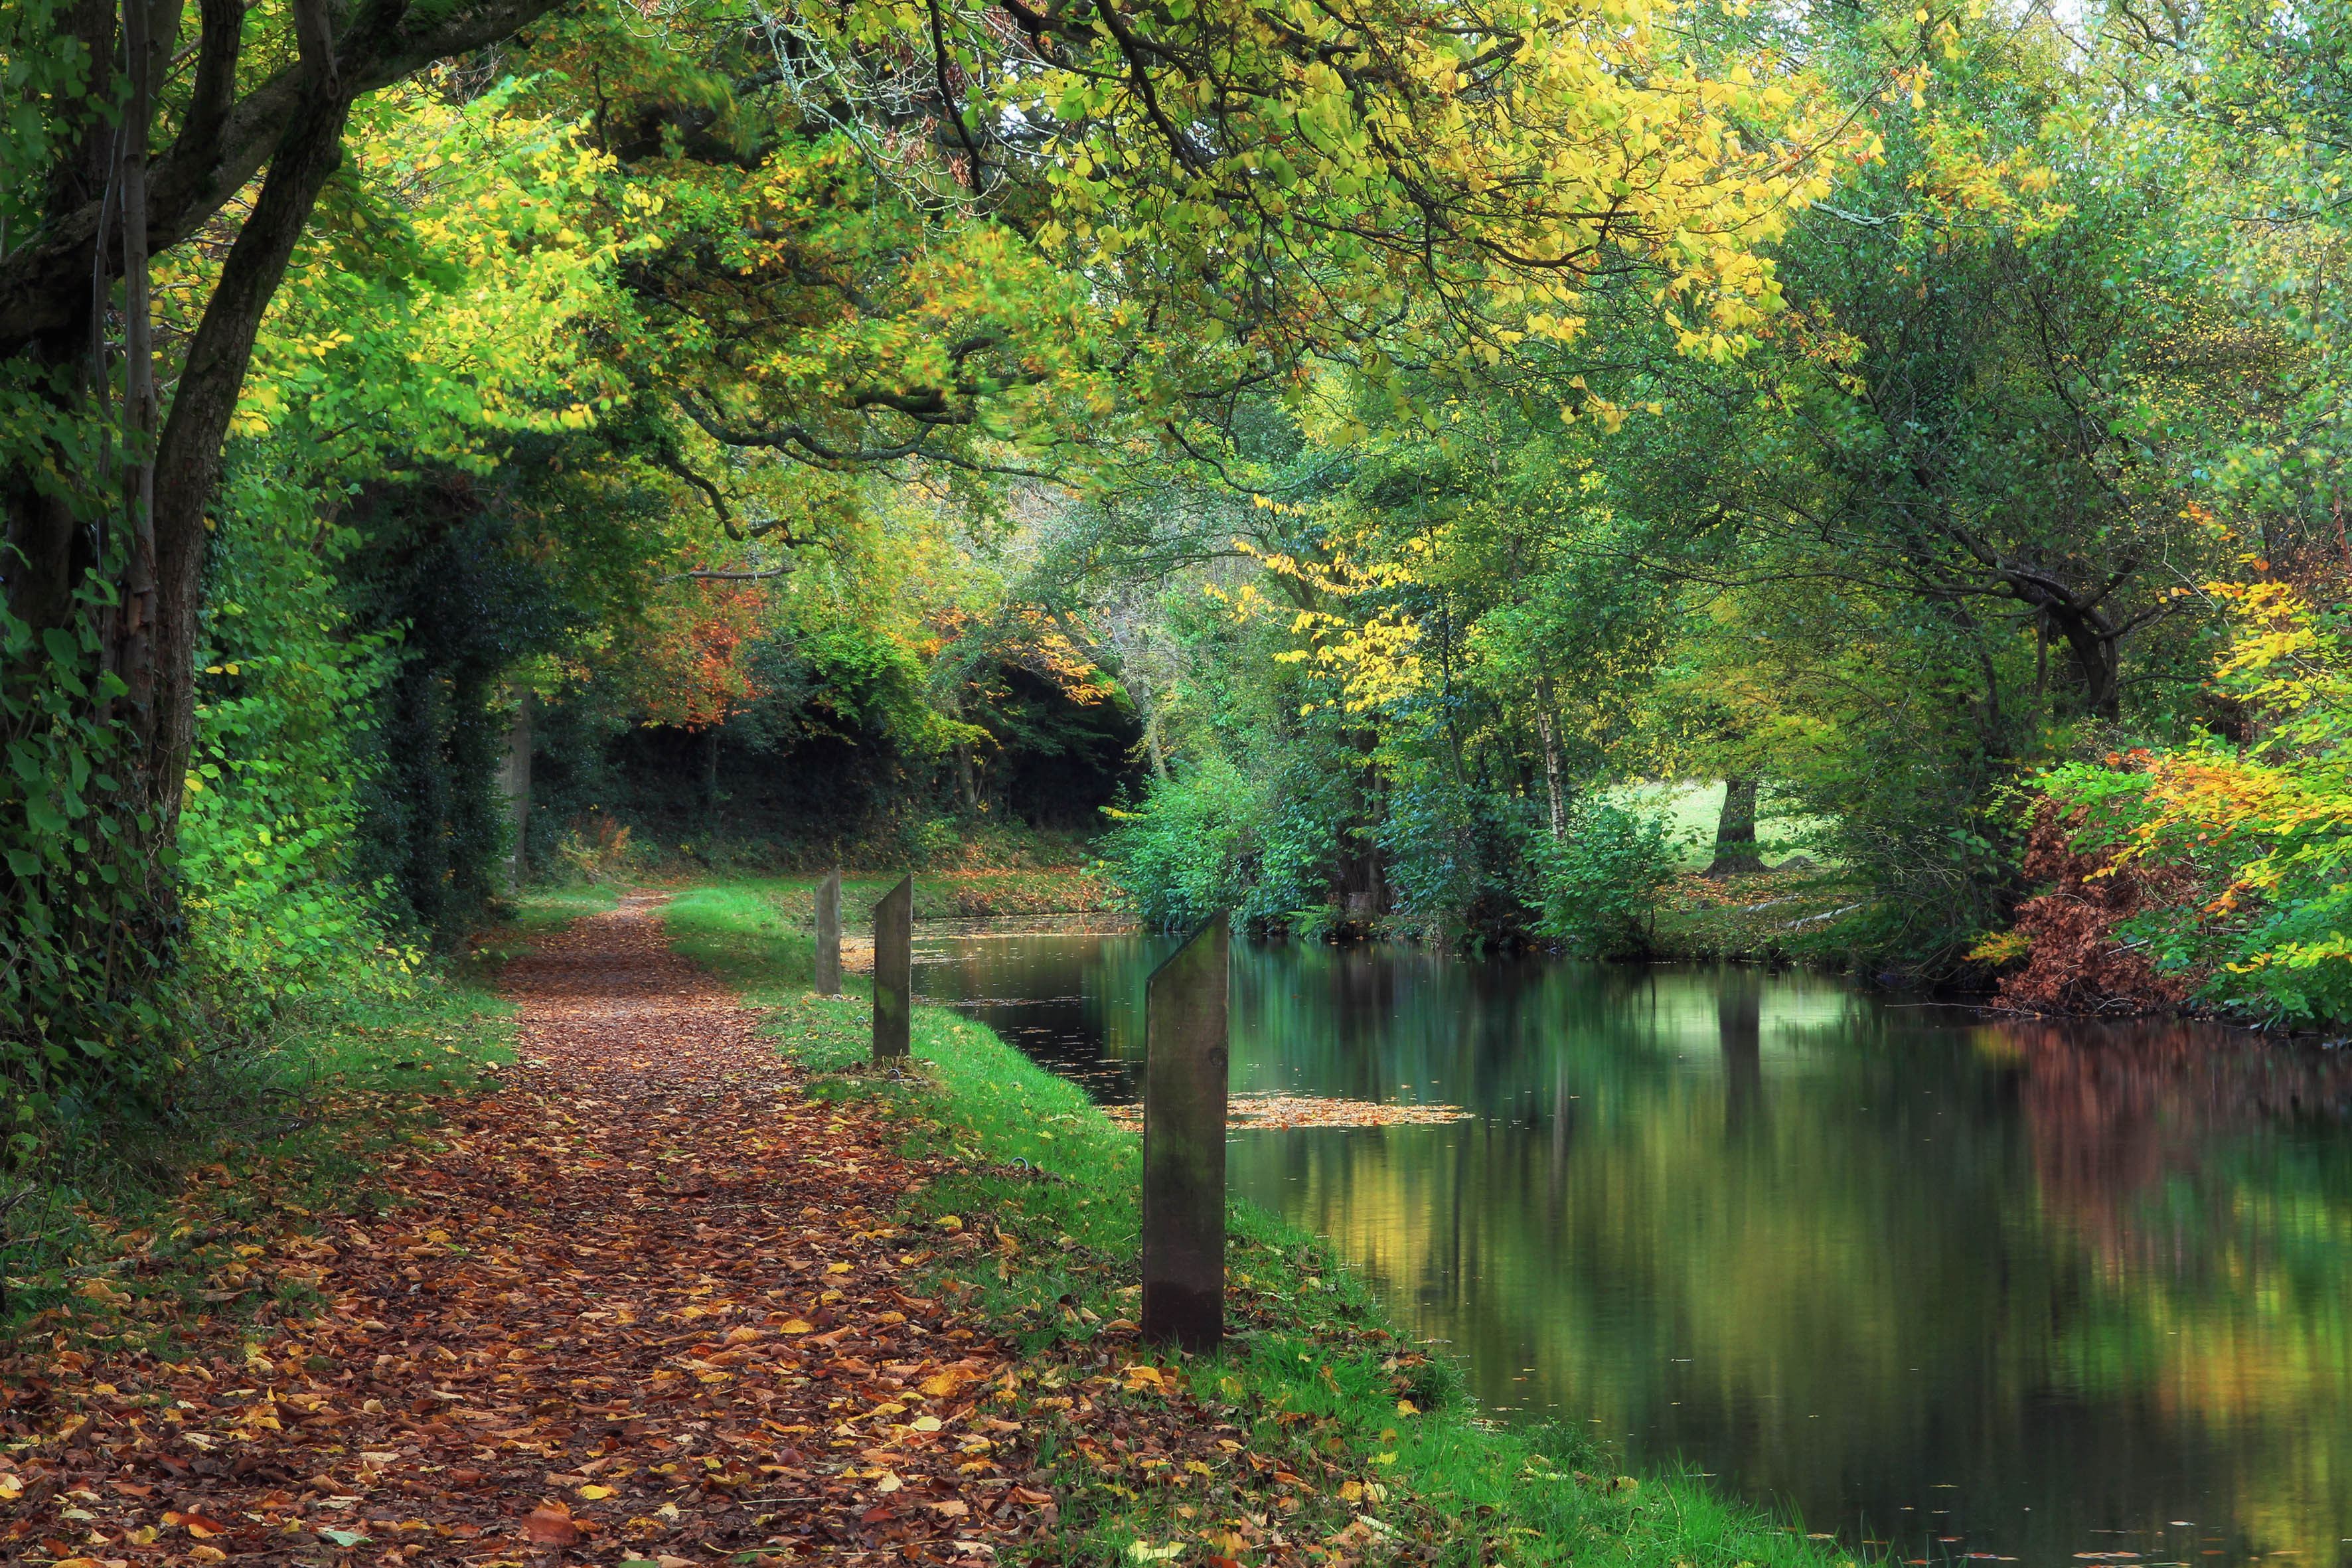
(663, 880), (1841, 1568)
(1644, 866), (1876, 967)
(551, 869), (1123, 927)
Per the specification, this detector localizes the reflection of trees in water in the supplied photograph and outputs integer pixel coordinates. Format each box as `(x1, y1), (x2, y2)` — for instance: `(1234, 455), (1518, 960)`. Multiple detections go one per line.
(1719, 970), (1763, 1139)
(1227, 963), (2352, 1560)
(947, 934), (2352, 1558)
(2007, 1016), (2352, 1266)
(2003, 1014), (2352, 1536)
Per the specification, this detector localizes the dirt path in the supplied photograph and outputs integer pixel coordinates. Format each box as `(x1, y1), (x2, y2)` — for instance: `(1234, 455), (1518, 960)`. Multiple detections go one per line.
(3, 895), (1054, 1567)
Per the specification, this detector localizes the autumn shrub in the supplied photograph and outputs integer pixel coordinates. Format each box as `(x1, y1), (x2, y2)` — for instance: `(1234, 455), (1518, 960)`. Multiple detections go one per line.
(556, 817), (640, 883)
(2025, 584), (2352, 1028)
(1990, 797), (2198, 1016)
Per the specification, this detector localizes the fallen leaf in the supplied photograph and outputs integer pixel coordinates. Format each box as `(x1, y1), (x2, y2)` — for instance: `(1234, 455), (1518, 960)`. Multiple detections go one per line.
(580, 1484), (616, 1500)
(525, 1502), (582, 1545)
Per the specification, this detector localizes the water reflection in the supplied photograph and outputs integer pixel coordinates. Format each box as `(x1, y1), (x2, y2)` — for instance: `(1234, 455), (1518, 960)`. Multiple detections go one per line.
(913, 931), (2352, 1562)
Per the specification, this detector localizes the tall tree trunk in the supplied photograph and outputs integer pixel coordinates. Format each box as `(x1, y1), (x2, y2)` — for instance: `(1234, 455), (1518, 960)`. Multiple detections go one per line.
(1533, 674), (1567, 840)
(702, 726), (720, 812)
(1705, 775), (1765, 879)
(145, 65), (354, 822)
(499, 689), (532, 890)
(110, 0), (173, 726)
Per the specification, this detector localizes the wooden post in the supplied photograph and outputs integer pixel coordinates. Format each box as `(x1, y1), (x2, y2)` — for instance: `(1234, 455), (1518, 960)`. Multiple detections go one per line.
(1142, 913), (1229, 1353)
(814, 869), (842, 996)
(871, 875), (913, 1063)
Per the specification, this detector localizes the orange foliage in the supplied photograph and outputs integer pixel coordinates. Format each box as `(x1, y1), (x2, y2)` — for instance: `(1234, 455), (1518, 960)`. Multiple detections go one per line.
(1994, 798), (2199, 1017)
(627, 578), (771, 730)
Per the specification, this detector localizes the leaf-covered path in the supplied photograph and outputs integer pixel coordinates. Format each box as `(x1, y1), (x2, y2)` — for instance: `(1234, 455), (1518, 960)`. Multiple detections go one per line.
(5, 895), (1053, 1567)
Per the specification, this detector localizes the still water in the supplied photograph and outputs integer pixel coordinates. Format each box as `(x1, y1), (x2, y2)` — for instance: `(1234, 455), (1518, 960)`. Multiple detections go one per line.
(912, 928), (2352, 1564)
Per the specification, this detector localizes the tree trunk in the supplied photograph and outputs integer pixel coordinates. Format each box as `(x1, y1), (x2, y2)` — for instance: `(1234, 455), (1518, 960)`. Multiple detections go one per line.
(1533, 674), (1567, 840)
(1142, 712), (1168, 779)
(1705, 775), (1766, 878)
(499, 689), (532, 889)
(2045, 607), (2121, 722)
(702, 726), (720, 812)
(145, 71), (354, 821)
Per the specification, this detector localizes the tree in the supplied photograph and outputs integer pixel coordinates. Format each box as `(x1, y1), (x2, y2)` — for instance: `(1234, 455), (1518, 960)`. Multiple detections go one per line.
(3, 0), (583, 810)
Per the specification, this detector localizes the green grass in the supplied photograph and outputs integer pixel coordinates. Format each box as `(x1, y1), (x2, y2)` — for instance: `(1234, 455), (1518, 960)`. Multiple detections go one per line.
(663, 879), (1845, 1568)
(495, 884), (621, 932)
(678, 869), (1119, 934)
(1612, 781), (1839, 870)
(1646, 867), (1875, 965)
(1, 965), (516, 1346)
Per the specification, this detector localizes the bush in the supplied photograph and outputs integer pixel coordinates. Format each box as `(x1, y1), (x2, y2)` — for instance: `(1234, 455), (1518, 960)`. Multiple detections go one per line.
(179, 466), (417, 1018)
(2023, 586), (2352, 1028)
(1531, 800), (1687, 958)
(1099, 758), (1258, 931)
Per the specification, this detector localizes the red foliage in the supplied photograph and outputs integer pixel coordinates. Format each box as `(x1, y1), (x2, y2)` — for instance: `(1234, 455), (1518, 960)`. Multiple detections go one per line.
(1995, 797), (2199, 1016)
(624, 578), (769, 731)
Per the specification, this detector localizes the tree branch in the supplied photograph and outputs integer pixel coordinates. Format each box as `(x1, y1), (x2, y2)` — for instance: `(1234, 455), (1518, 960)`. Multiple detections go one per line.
(1, 0), (575, 353)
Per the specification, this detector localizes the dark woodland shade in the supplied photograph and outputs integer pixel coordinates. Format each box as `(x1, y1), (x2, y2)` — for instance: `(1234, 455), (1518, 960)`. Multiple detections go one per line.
(815, 869), (842, 997)
(871, 875), (912, 1061)
(1142, 913), (1229, 1353)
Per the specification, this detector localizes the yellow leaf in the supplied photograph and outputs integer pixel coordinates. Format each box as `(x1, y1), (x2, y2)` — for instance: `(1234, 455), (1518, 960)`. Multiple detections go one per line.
(781, 1320), (814, 1334)
(1396, 1399), (1419, 1415)
(579, 1484), (615, 1500)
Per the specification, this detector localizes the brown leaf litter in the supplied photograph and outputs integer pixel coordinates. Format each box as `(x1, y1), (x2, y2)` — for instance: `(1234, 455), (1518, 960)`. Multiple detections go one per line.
(0, 894), (1058, 1567)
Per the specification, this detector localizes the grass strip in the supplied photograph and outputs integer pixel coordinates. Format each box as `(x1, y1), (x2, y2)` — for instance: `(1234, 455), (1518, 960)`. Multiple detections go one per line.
(660, 879), (1843, 1568)
(1, 958), (518, 1348)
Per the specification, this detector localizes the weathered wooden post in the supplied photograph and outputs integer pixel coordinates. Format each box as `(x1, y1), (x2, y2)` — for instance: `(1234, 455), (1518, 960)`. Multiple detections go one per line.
(813, 868), (842, 996)
(1142, 913), (1229, 1352)
(871, 875), (913, 1063)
